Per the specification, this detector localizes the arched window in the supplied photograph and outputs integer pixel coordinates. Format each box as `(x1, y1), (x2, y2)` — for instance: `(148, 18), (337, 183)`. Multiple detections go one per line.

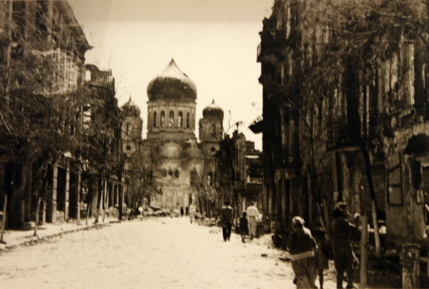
(161, 111), (165, 127)
(174, 169), (180, 178)
(211, 124), (216, 138)
(178, 111), (183, 128)
(153, 111), (157, 127)
(208, 172), (213, 185)
(168, 111), (174, 127)
(186, 112), (190, 128)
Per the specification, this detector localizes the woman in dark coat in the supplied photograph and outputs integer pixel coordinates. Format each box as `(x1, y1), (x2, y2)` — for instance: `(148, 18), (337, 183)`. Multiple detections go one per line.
(331, 202), (357, 289)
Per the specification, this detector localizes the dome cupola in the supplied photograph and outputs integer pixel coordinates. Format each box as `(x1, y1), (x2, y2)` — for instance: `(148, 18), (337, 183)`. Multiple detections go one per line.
(122, 97), (141, 117)
(203, 99), (224, 119)
(147, 59), (197, 101)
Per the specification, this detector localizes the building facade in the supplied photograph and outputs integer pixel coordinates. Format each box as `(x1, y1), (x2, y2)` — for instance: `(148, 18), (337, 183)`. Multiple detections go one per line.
(254, 0), (429, 286)
(123, 59), (224, 214)
(0, 0), (92, 229)
(0, 1), (126, 230)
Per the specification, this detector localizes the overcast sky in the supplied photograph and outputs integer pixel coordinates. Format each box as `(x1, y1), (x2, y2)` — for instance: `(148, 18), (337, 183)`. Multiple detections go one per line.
(68, 0), (274, 150)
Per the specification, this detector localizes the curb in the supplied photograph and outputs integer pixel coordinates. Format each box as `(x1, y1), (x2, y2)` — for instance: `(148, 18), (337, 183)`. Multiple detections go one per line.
(0, 221), (120, 253)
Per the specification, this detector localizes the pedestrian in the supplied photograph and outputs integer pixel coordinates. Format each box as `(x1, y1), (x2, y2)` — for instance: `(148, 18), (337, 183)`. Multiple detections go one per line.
(239, 211), (249, 243)
(287, 216), (317, 289)
(313, 227), (330, 289)
(246, 201), (259, 240)
(180, 206), (184, 217)
(220, 201), (233, 242)
(189, 203), (196, 224)
(331, 202), (358, 289)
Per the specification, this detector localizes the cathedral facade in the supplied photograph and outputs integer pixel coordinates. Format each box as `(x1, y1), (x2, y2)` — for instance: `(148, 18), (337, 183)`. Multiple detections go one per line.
(123, 59), (224, 211)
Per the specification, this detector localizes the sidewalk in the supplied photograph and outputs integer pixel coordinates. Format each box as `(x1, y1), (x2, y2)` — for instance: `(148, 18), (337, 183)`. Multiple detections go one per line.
(0, 217), (122, 252)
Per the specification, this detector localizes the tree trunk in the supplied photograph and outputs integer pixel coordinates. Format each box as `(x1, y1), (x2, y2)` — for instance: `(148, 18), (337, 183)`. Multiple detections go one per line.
(85, 182), (92, 225)
(371, 200), (381, 258)
(118, 183), (123, 221)
(94, 177), (103, 224)
(0, 195), (7, 244)
(360, 212), (368, 289)
(346, 55), (382, 259)
(361, 146), (382, 258)
(102, 179), (107, 222)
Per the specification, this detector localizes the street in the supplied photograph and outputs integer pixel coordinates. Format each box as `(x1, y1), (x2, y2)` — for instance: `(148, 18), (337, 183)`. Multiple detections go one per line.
(0, 217), (337, 289)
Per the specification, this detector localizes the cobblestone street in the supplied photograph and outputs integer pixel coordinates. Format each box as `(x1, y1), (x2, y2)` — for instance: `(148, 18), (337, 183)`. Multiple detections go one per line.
(0, 217), (338, 289)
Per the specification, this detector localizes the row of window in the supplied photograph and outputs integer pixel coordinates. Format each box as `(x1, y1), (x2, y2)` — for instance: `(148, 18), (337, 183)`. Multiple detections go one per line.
(160, 169), (180, 178)
(150, 111), (193, 128)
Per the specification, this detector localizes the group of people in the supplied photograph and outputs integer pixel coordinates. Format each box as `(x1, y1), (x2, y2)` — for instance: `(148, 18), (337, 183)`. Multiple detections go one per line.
(219, 200), (357, 289)
(287, 202), (358, 289)
(219, 201), (260, 243)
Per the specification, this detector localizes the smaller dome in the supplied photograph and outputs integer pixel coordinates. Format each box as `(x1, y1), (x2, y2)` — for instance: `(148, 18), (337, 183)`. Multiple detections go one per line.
(203, 99), (224, 119)
(122, 98), (141, 117)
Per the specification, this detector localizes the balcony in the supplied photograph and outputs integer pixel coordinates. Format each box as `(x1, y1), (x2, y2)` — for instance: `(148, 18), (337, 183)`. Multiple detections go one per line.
(326, 122), (360, 152)
(249, 116), (264, 134)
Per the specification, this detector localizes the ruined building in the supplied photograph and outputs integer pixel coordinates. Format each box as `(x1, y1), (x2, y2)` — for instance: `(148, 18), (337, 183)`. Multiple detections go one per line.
(124, 59), (224, 212)
(253, 0), (429, 286)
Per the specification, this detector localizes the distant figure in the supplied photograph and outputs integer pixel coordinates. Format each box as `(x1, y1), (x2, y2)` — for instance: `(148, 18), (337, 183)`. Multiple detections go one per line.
(246, 201), (259, 240)
(185, 206), (189, 216)
(287, 216), (317, 289)
(239, 212), (249, 243)
(220, 201), (233, 242)
(180, 206), (184, 217)
(313, 227), (330, 289)
(189, 204), (196, 224)
(331, 202), (358, 289)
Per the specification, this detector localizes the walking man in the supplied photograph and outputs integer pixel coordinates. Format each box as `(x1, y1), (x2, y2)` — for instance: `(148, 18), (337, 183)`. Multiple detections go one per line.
(331, 202), (357, 289)
(220, 201), (233, 241)
(246, 201), (259, 240)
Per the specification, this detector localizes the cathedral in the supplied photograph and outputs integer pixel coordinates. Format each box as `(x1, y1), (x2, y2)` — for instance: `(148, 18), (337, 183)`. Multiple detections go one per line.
(122, 59), (224, 211)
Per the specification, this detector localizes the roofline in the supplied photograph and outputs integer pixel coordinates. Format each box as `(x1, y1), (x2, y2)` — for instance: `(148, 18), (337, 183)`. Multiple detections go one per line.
(58, 1), (92, 50)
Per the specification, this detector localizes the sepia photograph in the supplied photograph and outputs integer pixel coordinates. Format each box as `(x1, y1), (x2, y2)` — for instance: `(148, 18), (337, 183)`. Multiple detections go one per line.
(0, 0), (429, 288)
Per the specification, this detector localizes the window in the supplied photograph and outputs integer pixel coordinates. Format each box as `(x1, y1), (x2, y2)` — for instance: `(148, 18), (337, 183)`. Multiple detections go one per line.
(161, 111), (165, 127)
(211, 124), (216, 138)
(178, 111), (183, 127)
(153, 111), (157, 127)
(36, 1), (49, 33)
(208, 172), (213, 185)
(174, 169), (180, 178)
(387, 153), (403, 206)
(12, 1), (25, 41)
(85, 70), (91, 81)
(11, 1), (25, 59)
(168, 111), (174, 127)
(186, 112), (190, 128)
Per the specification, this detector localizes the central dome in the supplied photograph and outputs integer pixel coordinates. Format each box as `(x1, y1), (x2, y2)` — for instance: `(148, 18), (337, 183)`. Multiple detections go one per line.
(147, 59), (197, 101)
